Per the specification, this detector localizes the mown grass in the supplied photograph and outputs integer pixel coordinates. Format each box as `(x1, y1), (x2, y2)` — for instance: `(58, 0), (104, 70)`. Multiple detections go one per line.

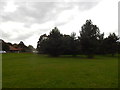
(2, 53), (118, 88)
(0, 54), (2, 89)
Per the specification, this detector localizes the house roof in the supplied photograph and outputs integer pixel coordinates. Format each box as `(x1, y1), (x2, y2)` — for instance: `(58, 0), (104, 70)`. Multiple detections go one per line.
(9, 46), (21, 51)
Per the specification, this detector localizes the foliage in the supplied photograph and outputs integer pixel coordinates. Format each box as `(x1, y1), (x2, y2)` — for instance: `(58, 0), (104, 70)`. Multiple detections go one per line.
(0, 39), (9, 51)
(27, 45), (35, 52)
(37, 20), (119, 58)
(79, 20), (100, 58)
(61, 33), (79, 56)
(101, 33), (119, 56)
(37, 27), (63, 56)
(37, 28), (80, 57)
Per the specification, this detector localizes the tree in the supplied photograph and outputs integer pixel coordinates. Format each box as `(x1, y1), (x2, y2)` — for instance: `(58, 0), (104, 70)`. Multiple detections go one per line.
(18, 41), (27, 52)
(27, 45), (35, 53)
(0, 39), (9, 51)
(117, 40), (120, 54)
(69, 32), (79, 56)
(7, 42), (13, 46)
(102, 33), (119, 56)
(96, 33), (105, 54)
(37, 34), (48, 54)
(37, 27), (63, 57)
(13, 43), (18, 48)
(37, 20), (118, 57)
(46, 27), (63, 57)
(61, 34), (72, 55)
(79, 20), (100, 58)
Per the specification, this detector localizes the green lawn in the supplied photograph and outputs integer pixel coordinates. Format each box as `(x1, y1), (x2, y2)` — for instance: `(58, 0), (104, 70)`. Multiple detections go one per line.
(0, 54), (2, 89)
(2, 53), (118, 88)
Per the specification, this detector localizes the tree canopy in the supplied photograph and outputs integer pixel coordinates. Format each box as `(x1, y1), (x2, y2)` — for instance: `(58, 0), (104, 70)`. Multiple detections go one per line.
(36, 20), (119, 58)
(79, 20), (101, 58)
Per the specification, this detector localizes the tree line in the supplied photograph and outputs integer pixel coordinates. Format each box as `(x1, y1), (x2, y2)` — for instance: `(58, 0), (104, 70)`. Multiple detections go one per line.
(1, 40), (35, 53)
(37, 20), (120, 58)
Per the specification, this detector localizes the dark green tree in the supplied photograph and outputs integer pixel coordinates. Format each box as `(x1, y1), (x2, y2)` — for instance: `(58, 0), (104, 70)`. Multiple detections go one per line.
(69, 32), (79, 56)
(61, 34), (72, 55)
(46, 27), (63, 57)
(37, 27), (63, 57)
(117, 40), (120, 54)
(79, 20), (100, 58)
(102, 33), (119, 56)
(96, 33), (105, 54)
(27, 45), (35, 53)
(37, 34), (48, 54)
(18, 41), (27, 52)
(0, 39), (9, 51)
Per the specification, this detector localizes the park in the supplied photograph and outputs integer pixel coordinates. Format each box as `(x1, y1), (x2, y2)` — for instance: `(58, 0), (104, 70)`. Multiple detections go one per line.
(1, 20), (119, 88)
(0, 0), (119, 88)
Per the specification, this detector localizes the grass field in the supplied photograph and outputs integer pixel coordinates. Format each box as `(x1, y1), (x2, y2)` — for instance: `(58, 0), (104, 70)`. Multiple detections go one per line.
(2, 53), (118, 88)
(0, 54), (2, 89)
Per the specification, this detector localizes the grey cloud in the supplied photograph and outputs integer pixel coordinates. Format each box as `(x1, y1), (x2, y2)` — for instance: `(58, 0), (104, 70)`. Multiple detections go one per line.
(1, 2), (57, 23)
(0, 1), (7, 21)
(0, 27), (33, 42)
(0, 30), (12, 40)
(0, 0), (101, 47)
(14, 32), (34, 41)
(55, 21), (68, 27)
(118, 1), (120, 37)
(55, 2), (99, 11)
(0, 0), (101, 43)
(14, 28), (50, 41)
(77, 2), (98, 11)
(1, 1), (100, 25)
(0, 1), (6, 11)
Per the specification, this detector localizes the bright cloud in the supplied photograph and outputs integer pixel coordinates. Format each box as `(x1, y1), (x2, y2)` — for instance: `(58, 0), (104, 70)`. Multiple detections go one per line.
(4, 1), (18, 12)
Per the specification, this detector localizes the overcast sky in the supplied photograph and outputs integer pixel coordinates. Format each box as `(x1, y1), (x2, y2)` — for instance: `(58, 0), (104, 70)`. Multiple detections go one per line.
(0, 0), (119, 48)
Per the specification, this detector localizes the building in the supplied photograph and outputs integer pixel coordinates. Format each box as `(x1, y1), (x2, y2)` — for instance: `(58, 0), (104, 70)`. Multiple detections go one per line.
(9, 46), (21, 53)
